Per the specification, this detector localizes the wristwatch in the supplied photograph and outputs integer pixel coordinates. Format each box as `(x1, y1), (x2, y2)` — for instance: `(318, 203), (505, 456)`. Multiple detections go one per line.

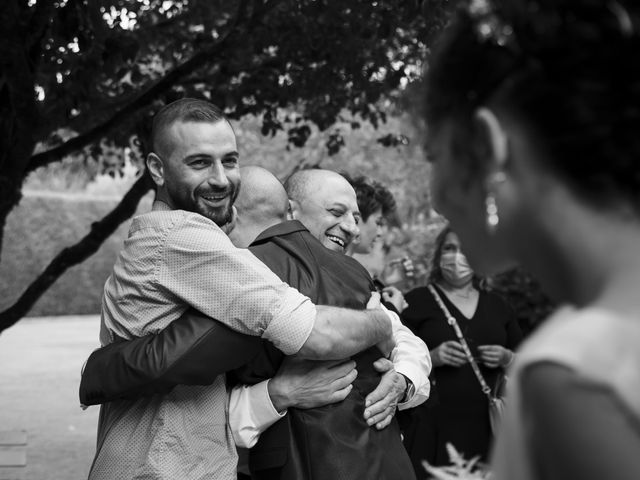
(400, 374), (415, 403)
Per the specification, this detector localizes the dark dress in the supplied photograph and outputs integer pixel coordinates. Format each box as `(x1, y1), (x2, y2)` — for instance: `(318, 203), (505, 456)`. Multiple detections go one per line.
(400, 284), (522, 474)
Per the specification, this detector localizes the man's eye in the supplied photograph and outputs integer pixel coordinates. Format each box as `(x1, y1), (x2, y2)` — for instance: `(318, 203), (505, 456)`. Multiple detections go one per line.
(329, 209), (343, 217)
(223, 157), (238, 166)
(190, 159), (207, 167)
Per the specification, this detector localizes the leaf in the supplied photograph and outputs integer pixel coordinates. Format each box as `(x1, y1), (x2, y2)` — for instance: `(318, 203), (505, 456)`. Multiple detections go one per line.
(326, 130), (345, 156)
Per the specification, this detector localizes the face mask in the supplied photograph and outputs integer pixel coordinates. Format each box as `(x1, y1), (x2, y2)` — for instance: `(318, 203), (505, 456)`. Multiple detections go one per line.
(440, 252), (473, 287)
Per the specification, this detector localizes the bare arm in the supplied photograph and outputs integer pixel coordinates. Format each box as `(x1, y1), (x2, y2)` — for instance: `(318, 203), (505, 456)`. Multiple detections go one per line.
(297, 305), (392, 360)
(522, 362), (640, 480)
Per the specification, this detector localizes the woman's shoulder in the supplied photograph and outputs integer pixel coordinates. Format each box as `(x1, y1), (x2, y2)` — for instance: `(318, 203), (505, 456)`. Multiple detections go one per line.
(479, 289), (514, 317)
(516, 307), (640, 410)
(402, 285), (440, 323)
(479, 288), (509, 306)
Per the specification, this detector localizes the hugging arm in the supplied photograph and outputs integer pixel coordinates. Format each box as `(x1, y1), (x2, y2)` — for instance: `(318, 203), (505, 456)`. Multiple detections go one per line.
(80, 304), (391, 406)
(79, 309), (261, 406)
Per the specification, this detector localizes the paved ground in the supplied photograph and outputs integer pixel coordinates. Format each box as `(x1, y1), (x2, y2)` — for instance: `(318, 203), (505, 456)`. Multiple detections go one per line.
(0, 316), (101, 480)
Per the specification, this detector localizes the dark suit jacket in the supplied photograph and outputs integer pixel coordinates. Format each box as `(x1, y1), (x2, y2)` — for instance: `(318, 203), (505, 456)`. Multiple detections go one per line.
(233, 221), (415, 480)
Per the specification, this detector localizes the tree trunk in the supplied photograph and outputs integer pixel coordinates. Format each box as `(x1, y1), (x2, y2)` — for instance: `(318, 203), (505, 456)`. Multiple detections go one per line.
(0, 174), (153, 334)
(0, 0), (37, 264)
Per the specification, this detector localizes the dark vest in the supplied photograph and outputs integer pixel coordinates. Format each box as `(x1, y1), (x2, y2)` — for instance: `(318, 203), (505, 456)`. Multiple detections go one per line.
(230, 220), (415, 480)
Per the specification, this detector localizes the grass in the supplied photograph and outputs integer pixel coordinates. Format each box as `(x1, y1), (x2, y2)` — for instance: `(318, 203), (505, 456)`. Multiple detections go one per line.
(0, 315), (101, 480)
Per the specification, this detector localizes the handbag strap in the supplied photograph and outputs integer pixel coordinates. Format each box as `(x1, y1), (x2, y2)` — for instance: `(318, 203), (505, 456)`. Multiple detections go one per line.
(427, 284), (492, 398)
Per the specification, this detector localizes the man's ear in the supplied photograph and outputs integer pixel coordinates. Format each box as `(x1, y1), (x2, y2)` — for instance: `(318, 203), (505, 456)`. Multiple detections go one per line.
(146, 152), (165, 187)
(287, 199), (299, 221)
(475, 107), (508, 173)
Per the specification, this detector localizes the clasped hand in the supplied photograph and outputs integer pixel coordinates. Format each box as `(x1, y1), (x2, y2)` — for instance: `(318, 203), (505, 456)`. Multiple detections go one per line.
(433, 341), (511, 368)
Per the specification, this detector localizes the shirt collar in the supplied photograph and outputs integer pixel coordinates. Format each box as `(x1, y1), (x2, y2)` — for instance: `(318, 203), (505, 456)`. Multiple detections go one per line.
(251, 220), (308, 245)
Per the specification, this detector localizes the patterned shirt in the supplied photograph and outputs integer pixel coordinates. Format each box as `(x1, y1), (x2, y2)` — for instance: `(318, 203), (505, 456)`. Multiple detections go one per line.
(88, 205), (316, 480)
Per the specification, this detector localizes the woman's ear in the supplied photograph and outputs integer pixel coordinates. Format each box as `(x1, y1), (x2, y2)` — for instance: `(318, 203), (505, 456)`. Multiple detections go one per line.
(146, 152), (165, 187)
(475, 107), (509, 172)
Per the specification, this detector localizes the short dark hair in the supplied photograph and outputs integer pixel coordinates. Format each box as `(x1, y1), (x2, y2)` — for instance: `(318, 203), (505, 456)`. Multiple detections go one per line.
(341, 173), (397, 222)
(150, 98), (229, 156)
(425, 0), (640, 212)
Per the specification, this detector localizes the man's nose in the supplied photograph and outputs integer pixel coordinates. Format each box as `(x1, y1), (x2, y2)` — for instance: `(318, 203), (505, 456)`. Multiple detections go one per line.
(207, 161), (229, 188)
(341, 216), (360, 239)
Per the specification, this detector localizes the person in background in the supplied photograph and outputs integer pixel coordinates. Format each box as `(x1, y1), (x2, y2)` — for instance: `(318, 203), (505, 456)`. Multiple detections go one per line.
(421, 1), (640, 479)
(342, 174), (396, 257)
(400, 226), (521, 475)
(342, 173), (411, 313)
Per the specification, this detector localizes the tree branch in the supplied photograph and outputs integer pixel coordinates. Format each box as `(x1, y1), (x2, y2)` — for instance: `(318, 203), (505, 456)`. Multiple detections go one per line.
(27, 0), (251, 174)
(0, 174), (153, 334)
(27, 0), (55, 65)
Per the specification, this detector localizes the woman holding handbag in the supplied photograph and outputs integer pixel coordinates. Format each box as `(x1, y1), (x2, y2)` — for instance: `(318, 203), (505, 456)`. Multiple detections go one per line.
(400, 226), (522, 475)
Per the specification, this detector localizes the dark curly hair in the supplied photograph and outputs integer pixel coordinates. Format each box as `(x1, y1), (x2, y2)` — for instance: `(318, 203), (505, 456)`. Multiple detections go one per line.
(341, 173), (397, 222)
(425, 0), (640, 212)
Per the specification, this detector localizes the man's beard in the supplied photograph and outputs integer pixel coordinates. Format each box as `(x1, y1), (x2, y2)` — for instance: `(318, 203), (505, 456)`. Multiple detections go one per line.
(168, 180), (240, 228)
(194, 180), (240, 228)
(196, 199), (234, 227)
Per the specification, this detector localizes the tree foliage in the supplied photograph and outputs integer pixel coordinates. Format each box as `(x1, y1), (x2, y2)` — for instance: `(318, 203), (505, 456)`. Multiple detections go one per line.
(0, 0), (454, 331)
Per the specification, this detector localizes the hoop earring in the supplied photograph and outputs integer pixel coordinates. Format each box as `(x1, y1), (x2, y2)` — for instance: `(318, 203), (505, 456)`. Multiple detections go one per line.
(485, 193), (499, 233)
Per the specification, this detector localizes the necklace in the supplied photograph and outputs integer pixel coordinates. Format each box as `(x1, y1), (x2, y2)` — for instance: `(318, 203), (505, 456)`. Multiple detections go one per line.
(436, 282), (474, 299)
(452, 290), (472, 299)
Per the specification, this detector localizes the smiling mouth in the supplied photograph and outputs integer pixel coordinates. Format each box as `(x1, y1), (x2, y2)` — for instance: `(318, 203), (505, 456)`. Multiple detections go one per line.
(201, 193), (229, 205)
(326, 234), (346, 249)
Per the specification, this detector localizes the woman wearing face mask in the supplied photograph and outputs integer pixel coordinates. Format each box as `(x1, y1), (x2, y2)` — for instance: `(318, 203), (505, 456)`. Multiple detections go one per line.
(399, 226), (522, 475)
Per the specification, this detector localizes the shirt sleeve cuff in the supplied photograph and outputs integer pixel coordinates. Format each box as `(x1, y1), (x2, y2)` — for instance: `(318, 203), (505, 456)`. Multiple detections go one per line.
(395, 362), (431, 410)
(263, 288), (316, 355)
(253, 379), (287, 425)
(229, 380), (287, 449)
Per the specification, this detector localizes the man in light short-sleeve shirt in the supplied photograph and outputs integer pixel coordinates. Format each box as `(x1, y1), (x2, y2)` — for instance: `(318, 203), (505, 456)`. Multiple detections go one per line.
(88, 99), (392, 480)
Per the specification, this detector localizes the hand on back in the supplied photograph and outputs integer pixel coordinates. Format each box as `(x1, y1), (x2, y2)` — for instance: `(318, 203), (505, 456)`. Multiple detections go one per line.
(268, 357), (357, 411)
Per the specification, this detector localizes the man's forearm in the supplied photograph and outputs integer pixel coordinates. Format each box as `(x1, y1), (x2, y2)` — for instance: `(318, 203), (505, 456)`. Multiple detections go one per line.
(79, 310), (261, 406)
(297, 306), (392, 359)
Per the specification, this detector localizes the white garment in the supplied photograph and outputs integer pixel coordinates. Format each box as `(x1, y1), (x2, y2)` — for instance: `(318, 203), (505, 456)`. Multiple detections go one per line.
(229, 305), (431, 448)
(491, 306), (640, 480)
